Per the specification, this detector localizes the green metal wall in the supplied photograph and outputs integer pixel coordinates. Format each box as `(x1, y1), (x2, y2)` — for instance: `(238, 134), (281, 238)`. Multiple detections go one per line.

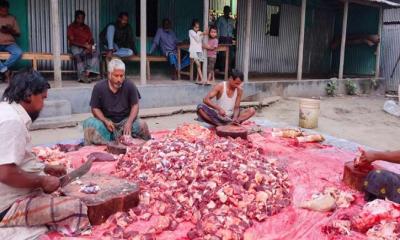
(9, 0), (29, 68)
(9, 0), (29, 51)
(332, 3), (379, 75)
(169, 0), (204, 40)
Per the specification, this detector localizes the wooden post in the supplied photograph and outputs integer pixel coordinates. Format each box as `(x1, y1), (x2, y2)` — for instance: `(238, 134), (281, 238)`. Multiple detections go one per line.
(190, 59), (194, 81)
(339, 0), (349, 80)
(243, 0), (252, 82)
(177, 46), (181, 79)
(297, 0), (306, 80)
(50, 0), (62, 88)
(225, 46), (229, 81)
(375, 6), (383, 79)
(203, 0), (209, 82)
(140, 0), (147, 85)
(146, 60), (151, 80)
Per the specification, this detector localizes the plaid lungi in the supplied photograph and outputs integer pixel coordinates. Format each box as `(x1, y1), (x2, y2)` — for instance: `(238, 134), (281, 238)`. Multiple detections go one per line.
(0, 193), (90, 237)
(83, 117), (150, 145)
(197, 103), (233, 125)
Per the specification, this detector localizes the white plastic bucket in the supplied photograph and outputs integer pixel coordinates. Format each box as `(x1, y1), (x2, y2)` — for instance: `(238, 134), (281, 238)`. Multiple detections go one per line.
(299, 98), (320, 129)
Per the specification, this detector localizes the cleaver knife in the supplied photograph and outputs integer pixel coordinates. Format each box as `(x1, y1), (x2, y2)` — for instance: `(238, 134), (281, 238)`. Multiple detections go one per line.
(59, 159), (93, 187)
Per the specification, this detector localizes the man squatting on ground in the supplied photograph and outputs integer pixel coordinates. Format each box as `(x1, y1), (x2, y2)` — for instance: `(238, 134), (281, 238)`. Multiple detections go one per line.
(83, 59), (151, 145)
(197, 69), (255, 126)
(0, 70), (90, 237)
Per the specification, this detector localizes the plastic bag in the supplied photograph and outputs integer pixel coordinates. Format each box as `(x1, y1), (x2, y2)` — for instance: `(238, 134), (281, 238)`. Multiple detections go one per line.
(383, 100), (400, 117)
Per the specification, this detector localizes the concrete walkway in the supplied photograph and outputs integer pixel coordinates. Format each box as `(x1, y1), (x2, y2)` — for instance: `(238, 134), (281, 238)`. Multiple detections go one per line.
(30, 97), (281, 145)
(31, 97), (282, 130)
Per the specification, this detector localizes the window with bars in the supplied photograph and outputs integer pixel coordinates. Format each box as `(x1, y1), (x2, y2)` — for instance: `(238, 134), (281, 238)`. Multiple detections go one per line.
(266, 4), (280, 37)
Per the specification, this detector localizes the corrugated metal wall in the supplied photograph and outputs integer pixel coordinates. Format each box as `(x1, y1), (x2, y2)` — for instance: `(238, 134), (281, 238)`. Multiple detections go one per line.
(28, 0), (51, 70)
(382, 8), (400, 92)
(28, 0), (100, 70)
(210, 0), (237, 15)
(237, 0), (301, 73)
(210, 0), (231, 12)
(236, 0), (335, 75)
(384, 8), (400, 22)
(303, 8), (335, 75)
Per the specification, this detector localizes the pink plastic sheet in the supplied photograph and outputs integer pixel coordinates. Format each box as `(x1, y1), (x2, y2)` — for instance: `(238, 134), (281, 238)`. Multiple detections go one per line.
(44, 129), (382, 239)
(243, 131), (367, 240)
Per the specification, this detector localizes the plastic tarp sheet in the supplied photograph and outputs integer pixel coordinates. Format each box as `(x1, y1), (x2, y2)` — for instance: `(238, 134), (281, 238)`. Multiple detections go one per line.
(41, 127), (393, 240)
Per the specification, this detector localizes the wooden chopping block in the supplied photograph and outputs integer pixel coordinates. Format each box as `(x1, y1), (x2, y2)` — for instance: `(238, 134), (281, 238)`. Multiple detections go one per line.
(106, 142), (127, 155)
(343, 161), (373, 191)
(216, 125), (248, 139)
(61, 173), (140, 225)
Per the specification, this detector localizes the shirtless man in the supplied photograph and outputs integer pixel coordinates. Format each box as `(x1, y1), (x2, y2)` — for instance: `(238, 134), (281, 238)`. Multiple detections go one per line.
(357, 149), (400, 203)
(196, 69), (255, 126)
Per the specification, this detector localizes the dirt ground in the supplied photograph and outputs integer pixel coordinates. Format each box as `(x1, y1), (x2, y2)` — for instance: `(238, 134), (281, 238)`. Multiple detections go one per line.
(31, 96), (400, 150)
(260, 96), (400, 150)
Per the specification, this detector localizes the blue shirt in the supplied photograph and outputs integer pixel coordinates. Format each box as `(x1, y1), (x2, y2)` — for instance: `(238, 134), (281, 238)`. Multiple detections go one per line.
(150, 28), (178, 55)
(217, 16), (235, 38)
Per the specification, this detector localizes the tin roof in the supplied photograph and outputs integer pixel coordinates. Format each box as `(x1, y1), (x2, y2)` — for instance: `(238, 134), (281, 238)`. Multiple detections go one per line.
(355, 0), (400, 7)
(366, 0), (400, 7)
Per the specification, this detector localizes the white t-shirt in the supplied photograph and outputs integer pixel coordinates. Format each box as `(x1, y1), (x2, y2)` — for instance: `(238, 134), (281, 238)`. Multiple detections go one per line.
(189, 29), (203, 53)
(0, 102), (44, 212)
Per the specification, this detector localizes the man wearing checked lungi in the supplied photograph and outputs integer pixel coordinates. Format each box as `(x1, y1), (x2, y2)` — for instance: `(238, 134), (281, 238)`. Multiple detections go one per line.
(0, 70), (90, 239)
(83, 58), (151, 145)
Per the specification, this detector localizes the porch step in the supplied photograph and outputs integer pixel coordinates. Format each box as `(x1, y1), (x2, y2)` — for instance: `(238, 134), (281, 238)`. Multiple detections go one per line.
(31, 116), (78, 130)
(31, 100), (76, 130)
(38, 99), (72, 118)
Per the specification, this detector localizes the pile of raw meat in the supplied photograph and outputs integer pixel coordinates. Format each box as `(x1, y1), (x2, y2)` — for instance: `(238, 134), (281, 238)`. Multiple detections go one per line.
(32, 143), (82, 166)
(354, 199), (400, 239)
(32, 146), (68, 166)
(105, 124), (292, 239)
(322, 199), (400, 239)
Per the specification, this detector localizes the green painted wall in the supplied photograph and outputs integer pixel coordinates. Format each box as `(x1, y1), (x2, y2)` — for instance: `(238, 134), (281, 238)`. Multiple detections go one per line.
(172, 0), (203, 40)
(9, 0), (28, 51)
(9, 0), (29, 68)
(332, 3), (379, 75)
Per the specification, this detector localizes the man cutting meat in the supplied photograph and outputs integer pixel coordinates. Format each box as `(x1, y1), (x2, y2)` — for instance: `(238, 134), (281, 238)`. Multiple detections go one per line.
(196, 69), (255, 126)
(357, 149), (400, 203)
(83, 59), (151, 145)
(0, 70), (90, 239)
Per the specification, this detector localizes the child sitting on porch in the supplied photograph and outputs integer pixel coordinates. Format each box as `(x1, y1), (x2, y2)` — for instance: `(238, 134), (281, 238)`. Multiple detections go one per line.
(203, 25), (218, 84)
(189, 19), (207, 84)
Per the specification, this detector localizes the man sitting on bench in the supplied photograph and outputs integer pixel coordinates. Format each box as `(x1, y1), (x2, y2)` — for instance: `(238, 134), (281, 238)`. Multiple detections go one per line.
(67, 10), (100, 83)
(100, 12), (137, 59)
(0, 0), (22, 83)
(150, 19), (189, 80)
(197, 69), (255, 126)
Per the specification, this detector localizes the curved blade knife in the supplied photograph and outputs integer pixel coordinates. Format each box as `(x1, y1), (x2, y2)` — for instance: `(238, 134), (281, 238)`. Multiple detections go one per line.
(60, 159), (93, 187)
